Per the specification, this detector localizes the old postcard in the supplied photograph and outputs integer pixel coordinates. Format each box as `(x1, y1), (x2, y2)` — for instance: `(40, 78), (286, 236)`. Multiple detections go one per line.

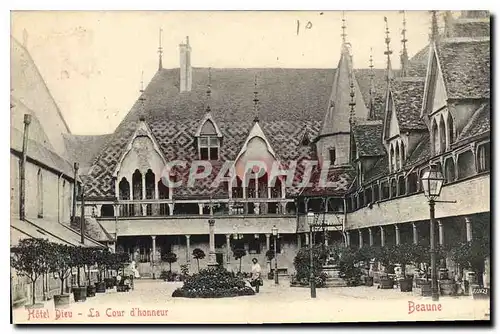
(10, 10), (491, 324)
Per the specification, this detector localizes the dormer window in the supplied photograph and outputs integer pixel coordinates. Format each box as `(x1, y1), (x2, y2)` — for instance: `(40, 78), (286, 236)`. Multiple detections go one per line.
(195, 113), (223, 161)
(199, 136), (220, 160)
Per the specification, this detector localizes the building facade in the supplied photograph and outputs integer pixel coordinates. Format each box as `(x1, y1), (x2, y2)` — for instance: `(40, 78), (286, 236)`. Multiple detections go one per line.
(67, 11), (490, 277)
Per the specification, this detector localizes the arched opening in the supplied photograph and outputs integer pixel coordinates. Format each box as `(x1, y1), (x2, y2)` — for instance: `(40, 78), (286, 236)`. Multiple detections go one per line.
(268, 177), (283, 214)
(101, 204), (114, 217)
(390, 178), (397, 198)
(398, 175), (406, 196)
(457, 150), (476, 180)
(364, 187), (372, 206)
(439, 115), (446, 153)
(61, 180), (66, 222)
(346, 197), (352, 212)
(372, 183), (379, 202)
(145, 169), (155, 216)
(359, 191), (365, 207)
(231, 176), (244, 199)
(401, 142), (406, 167)
(285, 202), (296, 214)
(390, 144), (395, 172)
(328, 198), (344, 212)
(477, 142), (491, 172)
(132, 170), (143, 216)
(37, 169), (43, 218)
(351, 195), (357, 210)
(444, 157), (456, 183)
(395, 143), (401, 171)
(157, 179), (169, 216)
(381, 181), (390, 200)
(119, 177), (131, 217)
(308, 198), (325, 212)
(447, 113), (454, 148)
(407, 172), (418, 194)
(432, 119), (439, 155)
(257, 170), (269, 213)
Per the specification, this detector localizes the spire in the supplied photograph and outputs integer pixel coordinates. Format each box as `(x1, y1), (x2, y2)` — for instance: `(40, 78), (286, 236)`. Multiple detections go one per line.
(139, 71), (146, 121)
(400, 11), (409, 77)
(368, 48), (376, 120)
(158, 28), (163, 71)
(253, 74), (260, 123)
(206, 67), (212, 113)
(430, 11), (439, 41)
(383, 16), (393, 83)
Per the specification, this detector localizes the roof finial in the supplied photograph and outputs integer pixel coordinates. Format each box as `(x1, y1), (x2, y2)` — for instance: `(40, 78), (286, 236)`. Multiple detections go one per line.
(341, 11), (347, 45)
(158, 28), (163, 71)
(430, 11), (439, 41)
(253, 74), (260, 123)
(139, 71), (146, 121)
(349, 73), (356, 125)
(206, 67), (212, 112)
(400, 11), (409, 77)
(368, 48), (375, 120)
(383, 16), (393, 83)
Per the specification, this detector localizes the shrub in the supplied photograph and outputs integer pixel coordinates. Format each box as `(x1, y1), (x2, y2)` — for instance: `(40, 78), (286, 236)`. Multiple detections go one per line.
(449, 238), (490, 286)
(172, 267), (255, 298)
(162, 252), (178, 272)
(338, 247), (363, 286)
(293, 245), (328, 283)
(192, 248), (205, 272)
(160, 270), (177, 282)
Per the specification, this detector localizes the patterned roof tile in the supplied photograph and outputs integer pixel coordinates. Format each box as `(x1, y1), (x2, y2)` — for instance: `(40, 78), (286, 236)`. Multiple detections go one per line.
(390, 79), (427, 131)
(352, 121), (385, 157)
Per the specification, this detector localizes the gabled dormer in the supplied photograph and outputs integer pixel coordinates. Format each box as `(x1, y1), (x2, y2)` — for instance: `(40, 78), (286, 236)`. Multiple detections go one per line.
(194, 112), (223, 161)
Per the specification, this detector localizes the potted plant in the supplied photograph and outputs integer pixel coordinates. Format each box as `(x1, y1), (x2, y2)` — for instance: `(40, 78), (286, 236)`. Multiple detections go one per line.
(338, 247), (363, 287)
(192, 248), (205, 272)
(162, 252), (178, 279)
(82, 247), (97, 297)
(391, 243), (419, 292)
(233, 248), (247, 273)
(449, 237), (490, 299)
(355, 246), (376, 286)
(375, 246), (395, 289)
(47, 243), (73, 308)
(95, 249), (111, 293)
(265, 250), (275, 280)
(11, 238), (52, 308)
(69, 246), (87, 302)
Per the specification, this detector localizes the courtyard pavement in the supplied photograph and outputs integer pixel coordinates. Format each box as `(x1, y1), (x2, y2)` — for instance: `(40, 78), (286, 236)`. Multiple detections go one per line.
(13, 279), (490, 324)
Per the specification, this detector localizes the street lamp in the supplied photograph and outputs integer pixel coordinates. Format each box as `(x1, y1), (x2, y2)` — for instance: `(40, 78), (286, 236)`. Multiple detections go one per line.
(421, 163), (445, 302)
(272, 225), (279, 285)
(307, 211), (316, 298)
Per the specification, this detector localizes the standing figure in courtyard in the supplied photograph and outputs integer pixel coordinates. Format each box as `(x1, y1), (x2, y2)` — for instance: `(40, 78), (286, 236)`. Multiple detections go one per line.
(250, 258), (262, 293)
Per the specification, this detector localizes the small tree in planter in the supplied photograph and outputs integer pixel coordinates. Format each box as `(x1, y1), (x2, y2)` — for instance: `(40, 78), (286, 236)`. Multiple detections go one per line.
(95, 248), (112, 290)
(233, 248), (247, 273)
(68, 246), (87, 302)
(265, 250), (275, 279)
(163, 252), (178, 274)
(81, 247), (98, 297)
(391, 243), (419, 292)
(47, 242), (73, 307)
(11, 238), (52, 308)
(449, 237), (490, 297)
(338, 247), (363, 286)
(192, 248), (205, 272)
(292, 245), (329, 287)
(374, 245), (396, 289)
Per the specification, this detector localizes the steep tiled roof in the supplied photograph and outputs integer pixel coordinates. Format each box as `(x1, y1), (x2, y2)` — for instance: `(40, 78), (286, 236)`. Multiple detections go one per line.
(390, 78), (427, 131)
(63, 134), (112, 170)
(436, 38), (490, 99)
(84, 67), (387, 199)
(456, 103), (490, 143)
(363, 155), (389, 185)
(405, 134), (431, 167)
(352, 120), (385, 157)
(299, 166), (356, 197)
(451, 19), (490, 38)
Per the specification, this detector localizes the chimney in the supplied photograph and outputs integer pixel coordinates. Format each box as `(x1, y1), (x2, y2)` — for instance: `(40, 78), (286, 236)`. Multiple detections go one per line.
(179, 36), (192, 92)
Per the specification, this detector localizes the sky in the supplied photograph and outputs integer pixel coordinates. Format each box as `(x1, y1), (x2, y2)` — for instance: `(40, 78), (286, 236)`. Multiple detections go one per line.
(11, 11), (450, 135)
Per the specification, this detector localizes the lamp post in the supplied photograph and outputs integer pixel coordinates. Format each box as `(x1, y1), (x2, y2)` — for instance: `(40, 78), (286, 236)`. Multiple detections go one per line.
(272, 225), (279, 285)
(421, 163), (445, 302)
(307, 211), (316, 298)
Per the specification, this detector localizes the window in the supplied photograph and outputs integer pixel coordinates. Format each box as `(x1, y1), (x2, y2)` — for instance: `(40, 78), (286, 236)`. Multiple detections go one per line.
(444, 158), (456, 183)
(478, 142), (491, 172)
(329, 148), (336, 165)
(373, 184), (379, 202)
(439, 115), (446, 153)
(432, 119), (439, 155)
(390, 145), (396, 172)
(199, 136), (220, 160)
(381, 181), (389, 199)
(447, 113), (454, 148)
(37, 169), (43, 218)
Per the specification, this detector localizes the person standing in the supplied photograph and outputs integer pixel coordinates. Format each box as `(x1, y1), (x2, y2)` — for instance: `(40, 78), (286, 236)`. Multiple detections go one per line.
(251, 258), (262, 293)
